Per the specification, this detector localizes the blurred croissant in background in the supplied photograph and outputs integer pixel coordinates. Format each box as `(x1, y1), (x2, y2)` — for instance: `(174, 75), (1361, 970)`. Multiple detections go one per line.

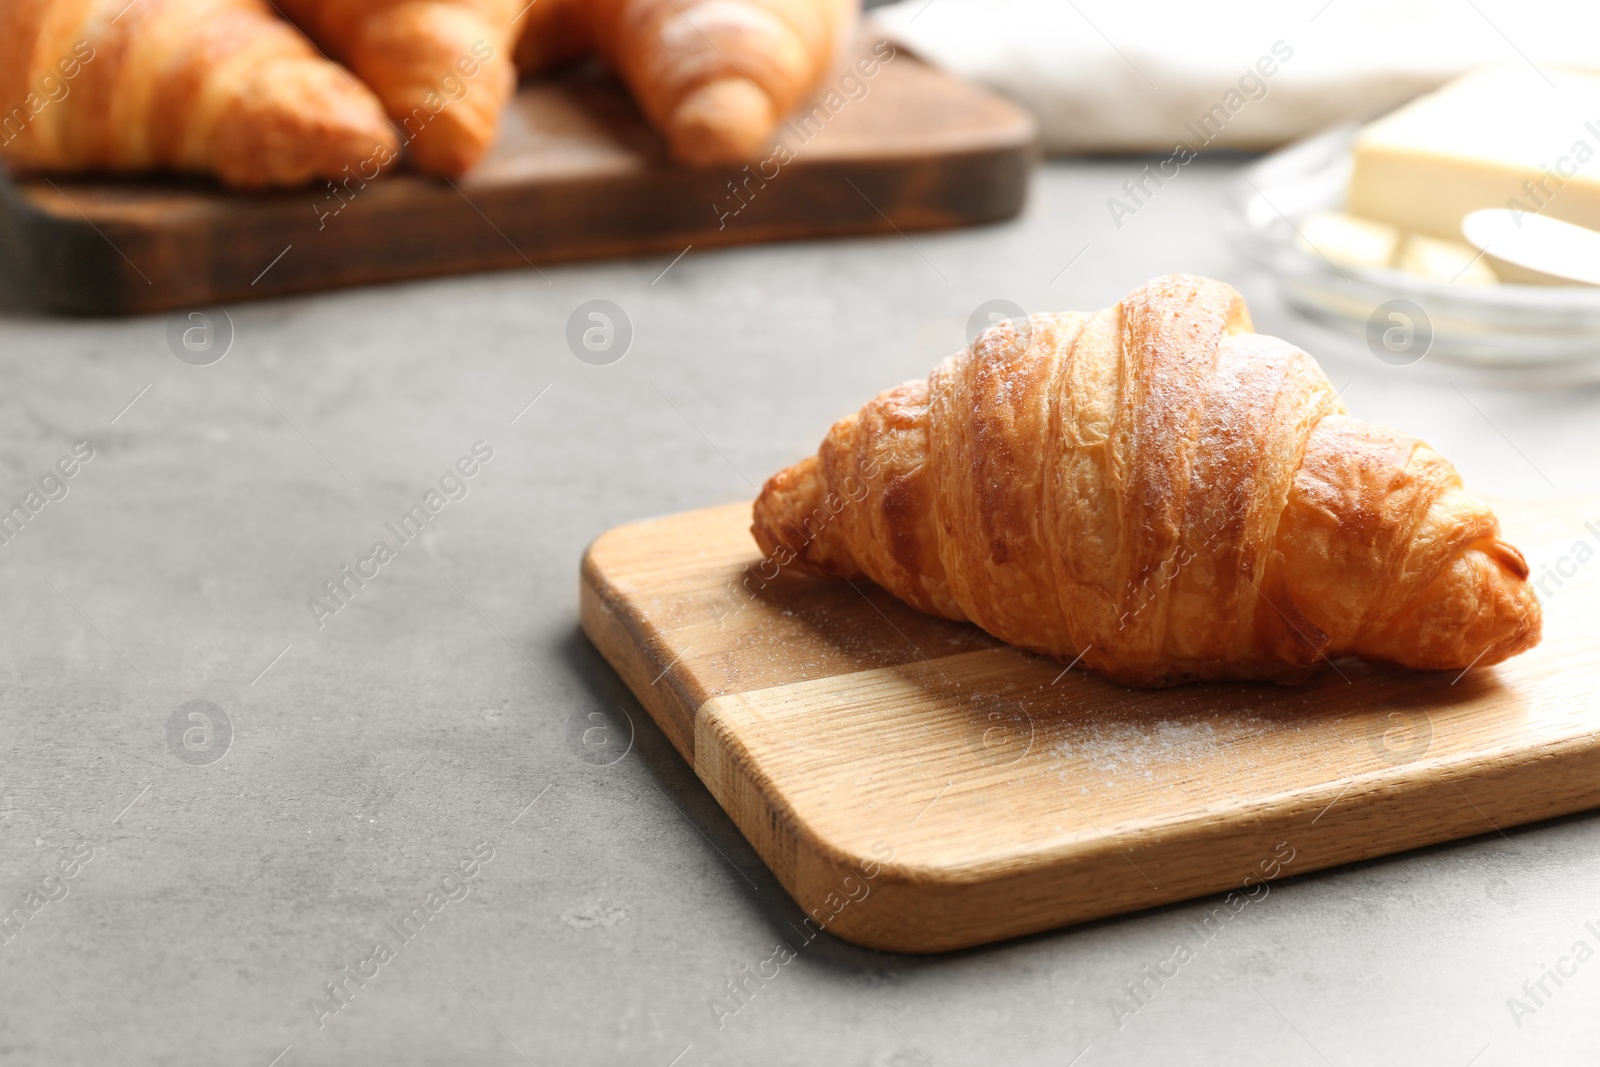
(0, 0), (858, 188)
(0, 0), (399, 188)
(274, 0), (523, 175)
(517, 0), (859, 165)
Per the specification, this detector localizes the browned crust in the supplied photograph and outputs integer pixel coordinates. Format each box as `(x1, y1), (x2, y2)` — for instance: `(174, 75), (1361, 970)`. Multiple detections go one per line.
(751, 274), (1544, 688)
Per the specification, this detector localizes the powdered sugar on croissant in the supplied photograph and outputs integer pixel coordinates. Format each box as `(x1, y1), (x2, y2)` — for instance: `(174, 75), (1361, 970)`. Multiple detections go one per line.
(752, 275), (1541, 687)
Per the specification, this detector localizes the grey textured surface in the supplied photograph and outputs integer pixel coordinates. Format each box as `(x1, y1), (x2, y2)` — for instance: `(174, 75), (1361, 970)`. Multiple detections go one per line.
(2, 159), (1598, 1067)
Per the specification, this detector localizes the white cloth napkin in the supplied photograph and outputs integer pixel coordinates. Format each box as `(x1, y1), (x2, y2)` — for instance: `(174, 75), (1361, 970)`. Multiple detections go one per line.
(871, 0), (1600, 153)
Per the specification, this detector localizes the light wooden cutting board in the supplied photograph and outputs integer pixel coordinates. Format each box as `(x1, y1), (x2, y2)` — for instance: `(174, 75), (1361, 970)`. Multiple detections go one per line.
(580, 497), (1600, 953)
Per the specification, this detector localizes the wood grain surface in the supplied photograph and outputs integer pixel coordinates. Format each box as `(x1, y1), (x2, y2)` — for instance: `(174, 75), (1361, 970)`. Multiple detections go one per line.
(0, 39), (1036, 315)
(580, 496), (1600, 953)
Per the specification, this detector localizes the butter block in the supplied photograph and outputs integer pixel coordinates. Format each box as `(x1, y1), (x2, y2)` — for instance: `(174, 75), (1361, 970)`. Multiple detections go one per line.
(1349, 66), (1600, 242)
(1297, 210), (1401, 269)
(1395, 234), (1500, 285)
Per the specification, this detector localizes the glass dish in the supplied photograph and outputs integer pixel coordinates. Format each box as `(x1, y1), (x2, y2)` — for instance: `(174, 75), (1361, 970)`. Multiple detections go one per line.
(1226, 125), (1600, 385)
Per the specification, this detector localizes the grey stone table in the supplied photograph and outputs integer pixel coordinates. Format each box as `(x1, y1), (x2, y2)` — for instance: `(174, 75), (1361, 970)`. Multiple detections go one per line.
(2, 159), (1598, 1067)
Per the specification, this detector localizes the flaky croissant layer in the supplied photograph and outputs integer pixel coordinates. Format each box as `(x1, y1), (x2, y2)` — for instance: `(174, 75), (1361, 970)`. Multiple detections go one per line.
(752, 275), (1542, 687)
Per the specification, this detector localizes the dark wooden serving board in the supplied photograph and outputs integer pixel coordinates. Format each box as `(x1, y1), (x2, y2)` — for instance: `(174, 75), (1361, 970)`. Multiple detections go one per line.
(0, 39), (1036, 315)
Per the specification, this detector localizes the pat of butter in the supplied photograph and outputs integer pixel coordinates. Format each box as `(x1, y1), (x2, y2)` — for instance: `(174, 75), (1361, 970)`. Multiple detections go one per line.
(1395, 234), (1499, 285)
(1348, 66), (1600, 243)
(1297, 210), (1401, 269)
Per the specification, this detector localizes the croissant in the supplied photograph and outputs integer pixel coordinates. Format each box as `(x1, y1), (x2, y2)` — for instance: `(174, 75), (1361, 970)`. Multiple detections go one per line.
(276, 0), (521, 175)
(512, 0), (594, 75)
(752, 275), (1542, 688)
(515, 0), (859, 165)
(0, 0), (398, 189)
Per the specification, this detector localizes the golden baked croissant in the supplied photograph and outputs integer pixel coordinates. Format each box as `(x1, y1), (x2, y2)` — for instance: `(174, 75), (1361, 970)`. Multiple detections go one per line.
(752, 275), (1542, 688)
(276, 0), (521, 175)
(515, 0), (858, 165)
(0, 0), (398, 188)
